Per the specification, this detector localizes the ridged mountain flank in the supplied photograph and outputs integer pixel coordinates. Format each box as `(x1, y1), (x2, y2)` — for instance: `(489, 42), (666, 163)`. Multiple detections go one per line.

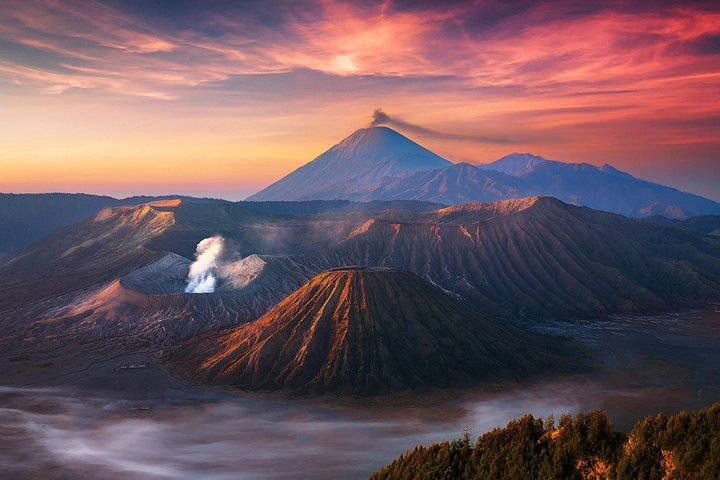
(166, 268), (570, 395)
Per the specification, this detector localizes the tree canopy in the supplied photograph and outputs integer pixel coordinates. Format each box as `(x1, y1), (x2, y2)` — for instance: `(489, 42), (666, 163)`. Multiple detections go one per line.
(371, 402), (720, 480)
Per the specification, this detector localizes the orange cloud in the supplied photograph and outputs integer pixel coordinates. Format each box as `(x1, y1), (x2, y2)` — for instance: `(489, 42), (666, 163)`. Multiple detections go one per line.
(0, 0), (717, 200)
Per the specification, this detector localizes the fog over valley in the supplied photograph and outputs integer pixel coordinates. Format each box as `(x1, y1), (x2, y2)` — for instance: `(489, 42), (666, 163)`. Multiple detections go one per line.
(2, 310), (719, 479)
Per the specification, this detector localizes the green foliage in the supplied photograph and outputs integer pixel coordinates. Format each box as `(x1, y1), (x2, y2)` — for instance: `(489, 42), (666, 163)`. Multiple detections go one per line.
(370, 402), (720, 480)
(617, 403), (720, 480)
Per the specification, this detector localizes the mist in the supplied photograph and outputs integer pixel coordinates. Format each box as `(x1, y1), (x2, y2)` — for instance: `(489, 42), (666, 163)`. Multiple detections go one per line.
(3, 312), (720, 479)
(0, 384), (585, 479)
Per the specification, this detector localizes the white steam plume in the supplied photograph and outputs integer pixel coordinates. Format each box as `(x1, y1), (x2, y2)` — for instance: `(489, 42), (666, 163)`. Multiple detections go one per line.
(185, 236), (224, 293)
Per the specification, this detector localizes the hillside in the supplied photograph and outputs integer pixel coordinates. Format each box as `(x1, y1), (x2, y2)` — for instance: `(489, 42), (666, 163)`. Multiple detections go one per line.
(4, 196), (720, 322)
(370, 402), (720, 480)
(0, 201), (176, 311)
(0, 193), (226, 257)
(287, 196), (720, 318)
(165, 268), (571, 394)
(643, 214), (720, 236)
(366, 162), (523, 204)
(0, 193), (121, 257)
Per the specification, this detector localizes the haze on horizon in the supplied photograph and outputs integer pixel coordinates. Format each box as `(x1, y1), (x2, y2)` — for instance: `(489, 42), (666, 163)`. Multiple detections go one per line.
(1, 0), (718, 201)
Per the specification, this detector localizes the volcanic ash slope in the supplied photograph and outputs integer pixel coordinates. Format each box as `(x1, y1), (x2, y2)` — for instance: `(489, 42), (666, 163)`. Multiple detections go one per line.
(166, 268), (573, 395)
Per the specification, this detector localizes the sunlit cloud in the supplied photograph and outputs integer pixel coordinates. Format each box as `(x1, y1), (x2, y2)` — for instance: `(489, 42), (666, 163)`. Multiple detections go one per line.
(0, 0), (718, 200)
(1, 1), (717, 103)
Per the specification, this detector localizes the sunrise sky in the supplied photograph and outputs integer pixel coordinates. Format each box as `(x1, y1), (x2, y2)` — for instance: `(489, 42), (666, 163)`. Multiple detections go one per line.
(1, 0), (719, 200)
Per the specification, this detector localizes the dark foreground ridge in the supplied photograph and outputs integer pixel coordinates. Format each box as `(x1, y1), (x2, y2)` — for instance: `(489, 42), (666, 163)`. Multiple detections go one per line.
(165, 268), (574, 395)
(371, 402), (720, 480)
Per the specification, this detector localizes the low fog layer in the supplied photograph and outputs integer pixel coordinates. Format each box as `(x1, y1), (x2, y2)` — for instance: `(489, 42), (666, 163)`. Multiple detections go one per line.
(2, 312), (720, 478)
(0, 385), (582, 480)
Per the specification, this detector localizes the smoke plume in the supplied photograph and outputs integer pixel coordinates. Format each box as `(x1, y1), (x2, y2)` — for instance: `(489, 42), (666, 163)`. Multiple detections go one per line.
(185, 236), (224, 293)
(370, 108), (515, 144)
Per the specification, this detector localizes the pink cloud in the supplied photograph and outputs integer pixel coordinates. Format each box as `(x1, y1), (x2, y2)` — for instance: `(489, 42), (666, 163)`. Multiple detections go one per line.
(0, 1), (717, 183)
(0, 0), (717, 108)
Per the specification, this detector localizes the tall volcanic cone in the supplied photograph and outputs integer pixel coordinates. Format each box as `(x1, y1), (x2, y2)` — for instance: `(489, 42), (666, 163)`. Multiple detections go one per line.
(166, 268), (571, 395)
(246, 126), (452, 201)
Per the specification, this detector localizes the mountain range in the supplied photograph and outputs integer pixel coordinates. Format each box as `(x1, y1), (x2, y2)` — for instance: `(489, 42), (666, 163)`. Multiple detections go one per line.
(3, 126), (716, 258)
(2, 126), (720, 397)
(3, 196), (719, 364)
(248, 127), (720, 219)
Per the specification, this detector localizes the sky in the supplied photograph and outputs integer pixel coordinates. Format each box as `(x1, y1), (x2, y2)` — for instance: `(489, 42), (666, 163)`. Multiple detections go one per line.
(0, 0), (718, 201)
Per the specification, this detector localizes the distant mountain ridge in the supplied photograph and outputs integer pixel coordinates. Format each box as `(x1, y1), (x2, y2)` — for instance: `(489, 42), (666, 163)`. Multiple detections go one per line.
(6, 195), (718, 321)
(0, 193), (226, 257)
(248, 127), (720, 219)
(477, 153), (720, 218)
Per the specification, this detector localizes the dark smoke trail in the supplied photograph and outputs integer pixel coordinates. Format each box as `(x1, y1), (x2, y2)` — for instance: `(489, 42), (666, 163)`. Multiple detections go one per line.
(370, 108), (516, 144)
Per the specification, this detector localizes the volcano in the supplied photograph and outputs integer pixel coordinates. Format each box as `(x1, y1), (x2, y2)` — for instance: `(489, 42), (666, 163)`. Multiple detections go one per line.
(166, 268), (570, 395)
(246, 126), (452, 201)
